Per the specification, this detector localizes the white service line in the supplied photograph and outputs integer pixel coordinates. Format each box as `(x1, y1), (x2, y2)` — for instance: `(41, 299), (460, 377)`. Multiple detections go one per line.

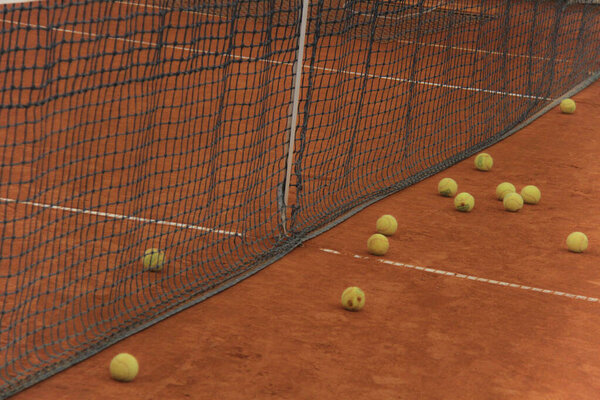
(319, 247), (600, 303)
(0, 197), (242, 237)
(3, 5), (551, 101)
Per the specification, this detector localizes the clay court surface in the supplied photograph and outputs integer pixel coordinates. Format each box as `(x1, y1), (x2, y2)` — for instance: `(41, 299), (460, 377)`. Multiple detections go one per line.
(7, 74), (600, 399)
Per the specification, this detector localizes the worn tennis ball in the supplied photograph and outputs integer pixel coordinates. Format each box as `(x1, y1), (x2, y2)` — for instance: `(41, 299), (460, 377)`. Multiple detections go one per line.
(376, 214), (397, 236)
(454, 192), (474, 212)
(341, 286), (365, 311)
(438, 177), (458, 197)
(496, 182), (516, 200)
(474, 152), (493, 171)
(520, 185), (541, 204)
(566, 232), (588, 253)
(142, 248), (165, 272)
(109, 353), (139, 382)
(503, 192), (523, 212)
(560, 98), (576, 114)
(367, 233), (389, 256)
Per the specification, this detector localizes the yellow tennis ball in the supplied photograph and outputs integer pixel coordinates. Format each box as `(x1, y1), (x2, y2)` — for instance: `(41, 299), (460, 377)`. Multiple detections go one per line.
(376, 214), (397, 236)
(367, 233), (389, 256)
(495, 182), (516, 200)
(341, 286), (365, 311)
(520, 185), (541, 204)
(438, 177), (458, 197)
(143, 248), (165, 272)
(560, 98), (576, 114)
(454, 192), (474, 212)
(474, 152), (493, 171)
(109, 353), (139, 382)
(566, 232), (588, 253)
(503, 192), (523, 212)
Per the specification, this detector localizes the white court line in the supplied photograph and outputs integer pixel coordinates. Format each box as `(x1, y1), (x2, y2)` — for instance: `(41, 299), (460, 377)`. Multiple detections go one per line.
(348, 1), (474, 22)
(0, 17), (551, 101)
(117, 0), (564, 64)
(0, 0), (38, 4)
(319, 248), (600, 303)
(0, 197), (243, 237)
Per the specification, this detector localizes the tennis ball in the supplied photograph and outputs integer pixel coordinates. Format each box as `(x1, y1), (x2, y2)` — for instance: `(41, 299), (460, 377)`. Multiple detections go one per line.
(341, 286), (365, 311)
(520, 185), (541, 204)
(438, 177), (458, 197)
(454, 192), (474, 212)
(503, 192), (523, 212)
(474, 152), (493, 171)
(143, 248), (165, 272)
(566, 232), (588, 253)
(367, 233), (389, 256)
(109, 353), (139, 382)
(496, 182), (516, 200)
(560, 98), (576, 114)
(376, 214), (397, 236)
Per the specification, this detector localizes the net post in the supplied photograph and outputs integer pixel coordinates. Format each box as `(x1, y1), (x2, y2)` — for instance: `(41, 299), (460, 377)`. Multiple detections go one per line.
(282, 0), (309, 235)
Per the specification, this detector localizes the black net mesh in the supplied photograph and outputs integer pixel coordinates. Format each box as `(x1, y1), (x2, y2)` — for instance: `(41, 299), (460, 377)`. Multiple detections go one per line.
(0, 0), (598, 396)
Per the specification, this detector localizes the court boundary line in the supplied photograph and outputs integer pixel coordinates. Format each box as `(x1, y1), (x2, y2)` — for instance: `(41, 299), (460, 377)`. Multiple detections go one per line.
(0, 0), (38, 4)
(319, 247), (600, 303)
(117, 0), (563, 64)
(1, 3), (549, 101)
(0, 18), (551, 101)
(0, 197), (243, 237)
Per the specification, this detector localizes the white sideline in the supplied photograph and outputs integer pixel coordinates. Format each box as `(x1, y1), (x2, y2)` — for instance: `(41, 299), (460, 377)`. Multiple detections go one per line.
(0, 197), (243, 237)
(319, 248), (600, 303)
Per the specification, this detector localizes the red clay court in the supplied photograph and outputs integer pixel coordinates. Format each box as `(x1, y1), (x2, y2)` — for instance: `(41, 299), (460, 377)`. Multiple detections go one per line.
(1, 0), (600, 398)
